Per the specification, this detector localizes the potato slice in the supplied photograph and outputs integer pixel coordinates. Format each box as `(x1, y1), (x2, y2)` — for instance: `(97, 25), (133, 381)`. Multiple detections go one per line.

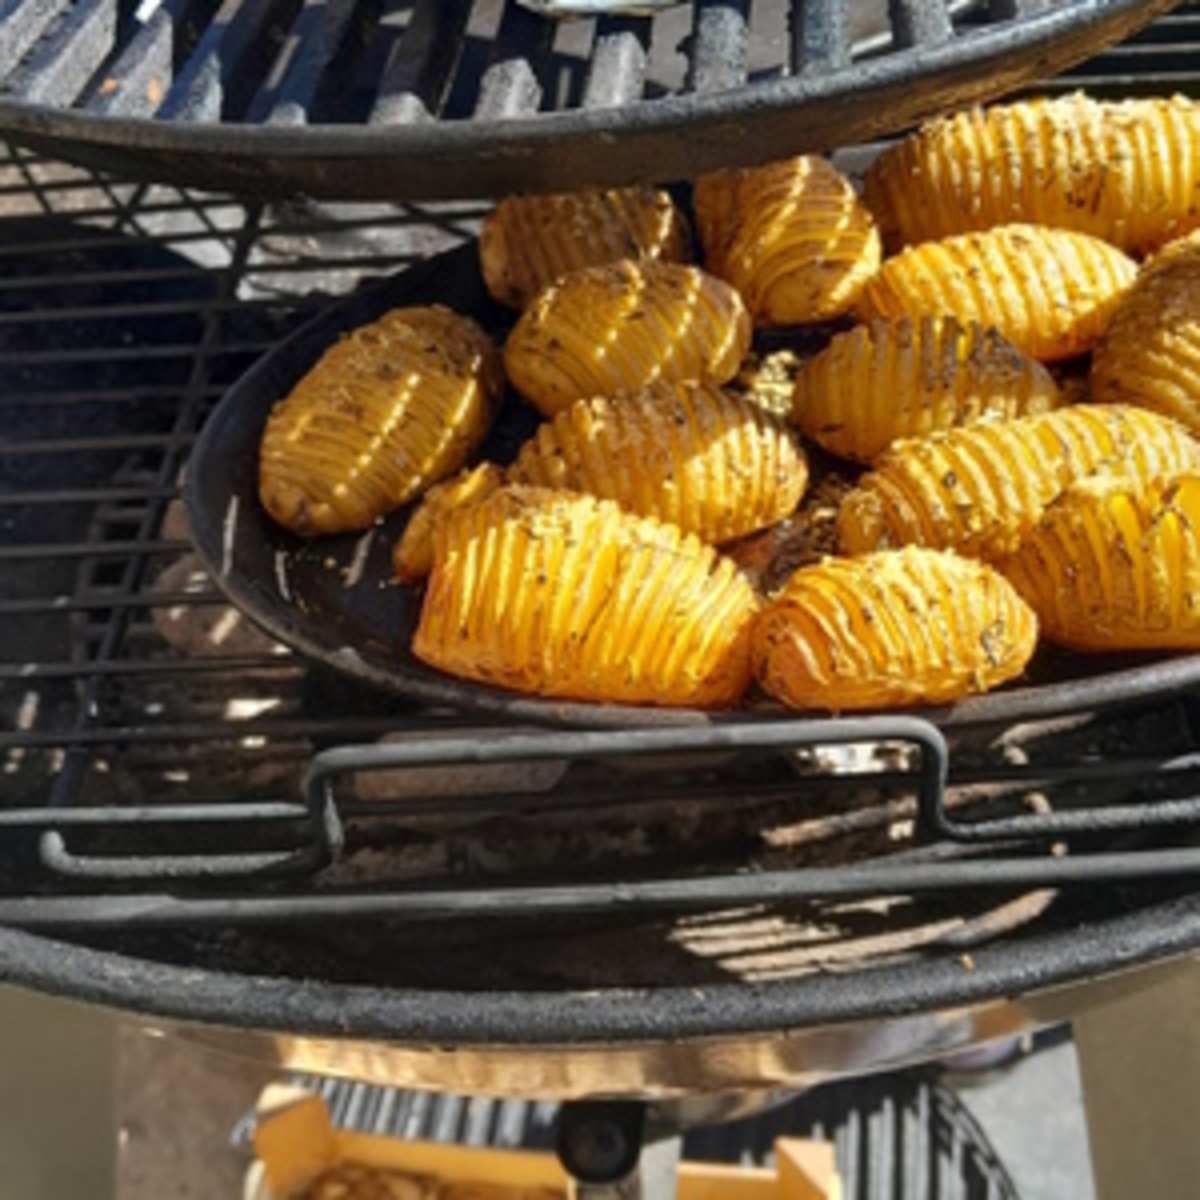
(791, 315), (1062, 463)
(1091, 235), (1200, 434)
(837, 405), (1200, 561)
(864, 94), (1200, 256)
(999, 474), (1200, 652)
(694, 155), (881, 326)
(503, 260), (751, 418)
(413, 486), (759, 708)
(259, 306), (503, 536)
(754, 548), (1037, 710)
(480, 187), (689, 310)
(508, 381), (807, 544)
(391, 462), (505, 583)
(856, 224), (1136, 362)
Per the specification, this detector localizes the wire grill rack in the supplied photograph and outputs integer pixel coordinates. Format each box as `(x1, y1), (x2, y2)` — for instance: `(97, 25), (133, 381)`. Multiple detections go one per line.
(2, 11), (1200, 1035)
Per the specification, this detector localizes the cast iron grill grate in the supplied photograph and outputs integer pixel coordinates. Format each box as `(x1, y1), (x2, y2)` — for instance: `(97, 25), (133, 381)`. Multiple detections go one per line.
(2, 10), (1200, 1038)
(0, 0), (1181, 198)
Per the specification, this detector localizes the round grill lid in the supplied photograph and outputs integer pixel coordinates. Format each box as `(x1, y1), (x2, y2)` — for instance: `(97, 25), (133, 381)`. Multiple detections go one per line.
(0, 0), (1179, 200)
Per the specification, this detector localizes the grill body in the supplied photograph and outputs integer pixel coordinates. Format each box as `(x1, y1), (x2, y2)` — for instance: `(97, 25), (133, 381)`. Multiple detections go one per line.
(1, 4), (1200, 1105)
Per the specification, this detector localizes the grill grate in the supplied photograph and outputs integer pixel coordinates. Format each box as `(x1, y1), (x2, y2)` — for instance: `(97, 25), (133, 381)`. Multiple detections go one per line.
(3, 12), (1200, 1035)
(0, 0), (1180, 198)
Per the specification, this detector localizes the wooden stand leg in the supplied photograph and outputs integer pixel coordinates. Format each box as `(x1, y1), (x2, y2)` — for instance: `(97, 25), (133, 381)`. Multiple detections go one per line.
(1072, 956), (1200, 1200)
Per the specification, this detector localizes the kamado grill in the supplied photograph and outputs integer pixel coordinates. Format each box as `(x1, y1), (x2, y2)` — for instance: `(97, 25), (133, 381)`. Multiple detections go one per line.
(1, 1), (1200, 1195)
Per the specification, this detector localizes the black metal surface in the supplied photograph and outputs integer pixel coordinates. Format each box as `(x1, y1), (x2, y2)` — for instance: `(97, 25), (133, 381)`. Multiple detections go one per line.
(1, 92), (1200, 1042)
(186, 237), (1200, 731)
(0, 1), (1180, 200)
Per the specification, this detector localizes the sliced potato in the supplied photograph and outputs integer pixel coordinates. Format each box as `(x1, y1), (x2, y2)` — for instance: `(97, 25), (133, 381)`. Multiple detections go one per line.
(855, 224), (1137, 362)
(999, 474), (1200, 652)
(791, 315), (1062, 463)
(479, 187), (689, 310)
(391, 462), (505, 583)
(508, 381), (807, 544)
(864, 93), (1200, 255)
(259, 306), (503, 536)
(837, 405), (1200, 561)
(413, 486), (759, 708)
(694, 155), (881, 326)
(1091, 235), (1200, 434)
(503, 260), (751, 418)
(754, 548), (1038, 710)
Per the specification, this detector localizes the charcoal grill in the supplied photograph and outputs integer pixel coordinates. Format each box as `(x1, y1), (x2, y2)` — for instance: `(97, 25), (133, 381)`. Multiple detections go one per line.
(3, 4), (1200, 1197)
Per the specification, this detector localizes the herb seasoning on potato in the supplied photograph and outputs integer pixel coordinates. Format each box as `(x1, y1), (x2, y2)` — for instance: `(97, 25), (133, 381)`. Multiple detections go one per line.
(856, 224), (1137, 362)
(413, 486), (759, 708)
(503, 259), (751, 418)
(259, 306), (503, 536)
(999, 473), (1200, 652)
(480, 187), (690, 310)
(693, 155), (881, 327)
(754, 548), (1038, 710)
(864, 93), (1200, 256)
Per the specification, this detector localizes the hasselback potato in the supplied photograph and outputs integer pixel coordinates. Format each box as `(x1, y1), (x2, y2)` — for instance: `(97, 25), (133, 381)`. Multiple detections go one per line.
(507, 381), (807, 544)
(693, 155), (881, 326)
(259, 306), (503, 536)
(1091, 234), (1200, 434)
(837, 405), (1200, 561)
(479, 187), (690, 310)
(754, 548), (1038, 710)
(391, 462), (505, 583)
(855, 224), (1137, 361)
(999, 474), (1200, 651)
(504, 260), (751, 418)
(863, 94), (1200, 256)
(413, 487), (759, 708)
(791, 316), (1062, 463)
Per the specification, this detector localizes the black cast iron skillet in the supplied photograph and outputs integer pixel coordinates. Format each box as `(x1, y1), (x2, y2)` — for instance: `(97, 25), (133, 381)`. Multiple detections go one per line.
(185, 243), (1200, 729)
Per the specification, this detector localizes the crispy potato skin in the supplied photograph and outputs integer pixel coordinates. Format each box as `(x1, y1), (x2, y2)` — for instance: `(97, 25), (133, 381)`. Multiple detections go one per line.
(836, 405), (1200, 562)
(694, 155), (881, 327)
(864, 94), (1200, 256)
(791, 316), (1062, 463)
(507, 381), (807, 544)
(856, 224), (1137, 362)
(999, 474), (1200, 652)
(479, 188), (690, 310)
(412, 487), (759, 708)
(258, 306), (503, 536)
(1091, 238), (1200, 435)
(503, 260), (752, 418)
(754, 548), (1038, 711)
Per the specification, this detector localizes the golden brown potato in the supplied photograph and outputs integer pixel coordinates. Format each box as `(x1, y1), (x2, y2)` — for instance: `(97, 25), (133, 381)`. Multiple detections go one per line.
(754, 548), (1038, 711)
(999, 474), (1200, 652)
(507, 381), (807, 544)
(791, 316), (1062, 463)
(503, 260), (751, 418)
(1091, 236), (1200, 435)
(863, 94), (1200, 256)
(413, 487), (759, 708)
(837, 405), (1200, 562)
(693, 155), (881, 326)
(391, 462), (505, 583)
(259, 307), (503, 536)
(479, 187), (690, 310)
(855, 224), (1137, 362)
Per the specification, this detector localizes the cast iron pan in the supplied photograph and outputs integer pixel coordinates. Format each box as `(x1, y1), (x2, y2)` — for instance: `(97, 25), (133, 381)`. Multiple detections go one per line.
(185, 242), (1200, 729)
